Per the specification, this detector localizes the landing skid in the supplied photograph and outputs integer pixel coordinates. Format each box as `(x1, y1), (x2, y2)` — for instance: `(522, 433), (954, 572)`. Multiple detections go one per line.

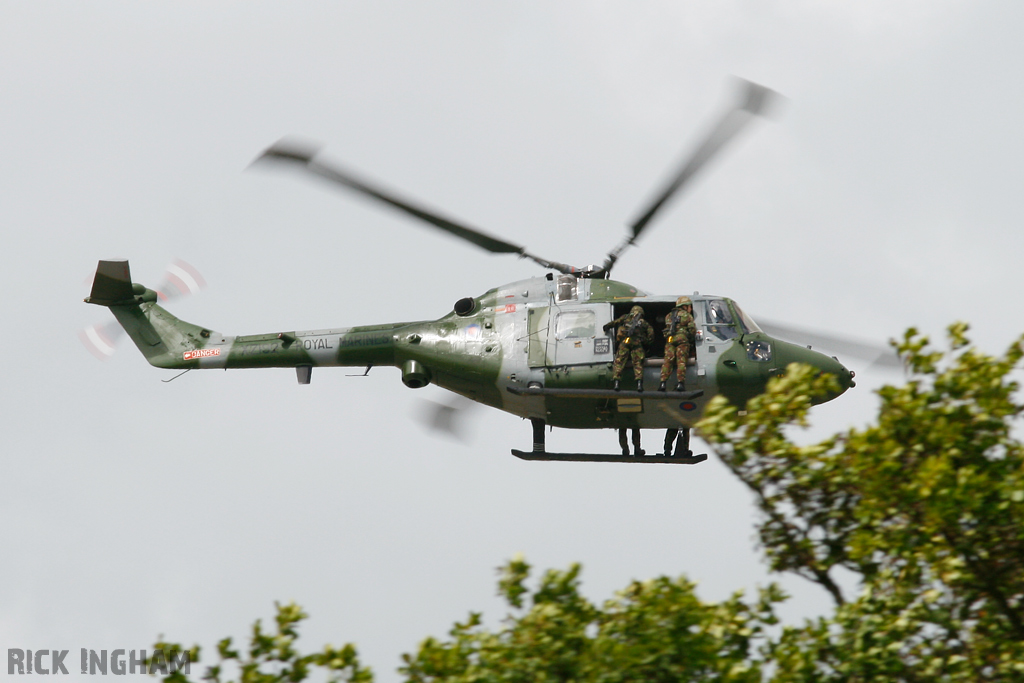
(511, 449), (707, 464)
(513, 418), (708, 465)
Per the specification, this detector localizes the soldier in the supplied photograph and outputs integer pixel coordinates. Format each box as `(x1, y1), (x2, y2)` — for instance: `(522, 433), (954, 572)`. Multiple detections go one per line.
(659, 295), (696, 392)
(603, 305), (653, 392)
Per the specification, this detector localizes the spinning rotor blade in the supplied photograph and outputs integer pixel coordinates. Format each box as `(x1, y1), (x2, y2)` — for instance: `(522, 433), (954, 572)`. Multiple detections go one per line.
(416, 395), (478, 442)
(79, 319), (123, 360)
(257, 140), (577, 273)
(758, 319), (902, 370)
(155, 258), (206, 302)
(604, 79), (779, 274)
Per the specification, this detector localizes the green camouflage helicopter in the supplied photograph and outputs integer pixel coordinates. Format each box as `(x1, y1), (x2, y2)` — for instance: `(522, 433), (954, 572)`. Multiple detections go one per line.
(86, 80), (873, 464)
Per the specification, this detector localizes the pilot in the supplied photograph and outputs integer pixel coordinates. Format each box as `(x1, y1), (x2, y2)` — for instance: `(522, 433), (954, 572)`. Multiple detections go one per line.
(603, 305), (653, 392)
(659, 296), (696, 392)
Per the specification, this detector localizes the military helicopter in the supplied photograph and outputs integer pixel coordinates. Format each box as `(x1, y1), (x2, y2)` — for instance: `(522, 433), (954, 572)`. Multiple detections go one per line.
(85, 79), (875, 465)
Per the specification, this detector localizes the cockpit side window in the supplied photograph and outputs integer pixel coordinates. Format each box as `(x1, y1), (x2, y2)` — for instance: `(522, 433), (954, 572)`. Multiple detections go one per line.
(704, 299), (739, 341)
(707, 299), (734, 325)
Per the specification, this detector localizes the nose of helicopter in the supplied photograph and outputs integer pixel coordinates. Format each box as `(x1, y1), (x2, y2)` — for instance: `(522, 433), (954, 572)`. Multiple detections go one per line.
(772, 339), (855, 403)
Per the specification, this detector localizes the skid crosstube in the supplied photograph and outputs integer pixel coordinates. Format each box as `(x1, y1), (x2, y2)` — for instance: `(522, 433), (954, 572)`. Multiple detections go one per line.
(511, 450), (708, 465)
(506, 386), (704, 400)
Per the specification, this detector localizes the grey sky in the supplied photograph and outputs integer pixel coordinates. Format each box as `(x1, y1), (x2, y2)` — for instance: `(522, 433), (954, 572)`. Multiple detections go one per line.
(3, 2), (1023, 680)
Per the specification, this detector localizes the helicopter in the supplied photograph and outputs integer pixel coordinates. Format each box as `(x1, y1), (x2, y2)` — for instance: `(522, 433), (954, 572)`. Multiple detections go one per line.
(85, 79), (873, 465)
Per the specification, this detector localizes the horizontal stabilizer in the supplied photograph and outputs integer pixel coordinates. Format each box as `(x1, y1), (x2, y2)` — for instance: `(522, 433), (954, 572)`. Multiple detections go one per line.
(85, 260), (135, 306)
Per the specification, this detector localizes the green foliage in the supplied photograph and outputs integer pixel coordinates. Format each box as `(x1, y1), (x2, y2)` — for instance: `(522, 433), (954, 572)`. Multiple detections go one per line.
(155, 324), (1024, 682)
(400, 554), (783, 683)
(153, 602), (371, 683)
(700, 324), (1024, 681)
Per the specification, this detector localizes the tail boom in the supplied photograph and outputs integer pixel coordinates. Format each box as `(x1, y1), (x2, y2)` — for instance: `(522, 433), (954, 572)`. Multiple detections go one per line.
(86, 261), (407, 371)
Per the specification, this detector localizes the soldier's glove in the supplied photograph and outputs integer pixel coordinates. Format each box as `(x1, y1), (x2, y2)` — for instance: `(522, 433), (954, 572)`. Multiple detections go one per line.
(602, 323), (613, 333)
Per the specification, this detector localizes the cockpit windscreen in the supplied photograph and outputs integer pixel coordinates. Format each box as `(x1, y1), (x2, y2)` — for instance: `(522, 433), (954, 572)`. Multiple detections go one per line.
(731, 301), (762, 334)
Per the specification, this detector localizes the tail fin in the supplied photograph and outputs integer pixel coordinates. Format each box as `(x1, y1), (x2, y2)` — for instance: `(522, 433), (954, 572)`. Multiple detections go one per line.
(84, 260), (219, 369)
(84, 260), (136, 306)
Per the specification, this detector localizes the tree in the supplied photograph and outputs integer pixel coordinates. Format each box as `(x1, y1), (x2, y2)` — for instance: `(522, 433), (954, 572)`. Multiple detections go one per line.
(699, 324), (1024, 681)
(154, 324), (1024, 682)
(155, 563), (781, 683)
(400, 556), (782, 683)
(151, 602), (370, 683)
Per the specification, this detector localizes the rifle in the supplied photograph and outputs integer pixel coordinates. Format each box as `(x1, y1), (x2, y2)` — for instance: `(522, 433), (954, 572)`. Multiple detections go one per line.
(623, 313), (643, 347)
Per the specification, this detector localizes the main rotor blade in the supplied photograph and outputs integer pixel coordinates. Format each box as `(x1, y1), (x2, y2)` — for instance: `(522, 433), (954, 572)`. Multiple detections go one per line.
(257, 140), (575, 271)
(416, 395), (478, 442)
(628, 79), (778, 241)
(757, 319), (902, 370)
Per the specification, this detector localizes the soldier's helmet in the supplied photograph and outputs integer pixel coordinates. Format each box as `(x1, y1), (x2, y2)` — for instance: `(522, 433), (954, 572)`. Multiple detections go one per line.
(629, 305), (644, 317)
(676, 296), (692, 307)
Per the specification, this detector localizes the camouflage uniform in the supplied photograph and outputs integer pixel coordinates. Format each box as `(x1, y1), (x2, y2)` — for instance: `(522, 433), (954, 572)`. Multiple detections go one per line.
(660, 297), (696, 387)
(604, 306), (653, 381)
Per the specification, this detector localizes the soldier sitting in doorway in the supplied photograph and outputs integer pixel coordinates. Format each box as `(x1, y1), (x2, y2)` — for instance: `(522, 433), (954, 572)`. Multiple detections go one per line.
(659, 296), (696, 392)
(603, 305), (653, 392)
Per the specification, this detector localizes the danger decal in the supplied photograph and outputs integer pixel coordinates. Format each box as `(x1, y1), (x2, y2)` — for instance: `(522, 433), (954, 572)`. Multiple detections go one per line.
(184, 348), (221, 360)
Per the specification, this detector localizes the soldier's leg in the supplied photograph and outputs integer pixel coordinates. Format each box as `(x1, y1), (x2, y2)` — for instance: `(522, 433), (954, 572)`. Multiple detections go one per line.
(611, 346), (627, 379)
(611, 346), (628, 390)
(674, 428), (692, 457)
(664, 428), (678, 456)
(659, 343), (676, 390)
(631, 428), (644, 456)
(676, 343), (690, 391)
(618, 428), (630, 456)
(632, 347), (645, 391)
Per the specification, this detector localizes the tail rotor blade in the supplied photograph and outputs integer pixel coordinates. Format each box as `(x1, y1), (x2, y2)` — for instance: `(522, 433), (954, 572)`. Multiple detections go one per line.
(79, 320), (123, 361)
(157, 258), (206, 302)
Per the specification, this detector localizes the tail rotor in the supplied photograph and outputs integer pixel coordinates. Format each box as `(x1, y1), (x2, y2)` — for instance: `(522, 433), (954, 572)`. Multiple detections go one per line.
(79, 259), (206, 361)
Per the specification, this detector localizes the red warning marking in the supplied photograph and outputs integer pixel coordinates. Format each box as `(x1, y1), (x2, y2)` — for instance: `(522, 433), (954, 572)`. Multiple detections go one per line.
(183, 348), (221, 360)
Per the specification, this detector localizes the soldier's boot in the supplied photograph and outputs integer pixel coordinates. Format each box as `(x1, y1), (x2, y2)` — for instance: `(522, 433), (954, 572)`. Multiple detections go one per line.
(636, 379), (644, 393)
(675, 381), (685, 392)
(618, 429), (630, 457)
(613, 379), (621, 391)
(658, 381), (667, 391)
(663, 429), (678, 457)
(674, 428), (693, 458)
(632, 428), (645, 457)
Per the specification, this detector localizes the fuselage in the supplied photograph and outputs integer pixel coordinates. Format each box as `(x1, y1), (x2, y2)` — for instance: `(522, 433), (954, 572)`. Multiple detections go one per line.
(122, 273), (854, 431)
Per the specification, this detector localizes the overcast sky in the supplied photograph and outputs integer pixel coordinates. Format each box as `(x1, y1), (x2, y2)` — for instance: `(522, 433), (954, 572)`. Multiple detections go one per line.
(3, 2), (1024, 680)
